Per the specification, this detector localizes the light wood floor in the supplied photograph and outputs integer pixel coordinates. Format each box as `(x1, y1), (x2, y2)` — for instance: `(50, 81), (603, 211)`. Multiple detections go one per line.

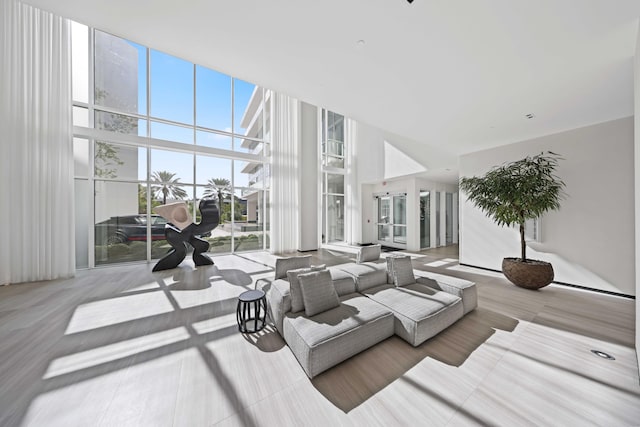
(1, 246), (638, 426)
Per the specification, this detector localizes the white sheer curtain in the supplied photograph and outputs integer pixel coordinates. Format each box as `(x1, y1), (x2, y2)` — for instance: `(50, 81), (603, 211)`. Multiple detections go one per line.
(344, 118), (360, 245)
(0, 0), (74, 285)
(269, 93), (300, 253)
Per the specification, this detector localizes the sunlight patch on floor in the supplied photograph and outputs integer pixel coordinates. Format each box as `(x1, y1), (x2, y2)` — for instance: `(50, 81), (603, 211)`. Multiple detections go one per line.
(120, 281), (160, 294)
(381, 252), (424, 260)
(44, 327), (190, 379)
(65, 291), (174, 334)
(192, 313), (238, 335)
(446, 264), (505, 278)
(424, 258), (458, 267)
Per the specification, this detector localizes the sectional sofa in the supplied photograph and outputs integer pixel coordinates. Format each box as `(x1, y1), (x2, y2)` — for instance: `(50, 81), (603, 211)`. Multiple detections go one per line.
(265, 246), (477, 378)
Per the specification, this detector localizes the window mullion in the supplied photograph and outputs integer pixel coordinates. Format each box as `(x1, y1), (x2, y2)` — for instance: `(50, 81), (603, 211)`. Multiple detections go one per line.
(87, 27), (96, 268)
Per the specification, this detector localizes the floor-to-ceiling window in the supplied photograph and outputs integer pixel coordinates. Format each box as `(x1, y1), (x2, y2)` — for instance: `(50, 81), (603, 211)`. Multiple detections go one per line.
(71, 22), (270, 267)
(321, 110), (345, 243)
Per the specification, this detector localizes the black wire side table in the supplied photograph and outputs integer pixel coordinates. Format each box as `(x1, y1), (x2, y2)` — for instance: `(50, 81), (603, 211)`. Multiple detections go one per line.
(236, 289), (267, 333)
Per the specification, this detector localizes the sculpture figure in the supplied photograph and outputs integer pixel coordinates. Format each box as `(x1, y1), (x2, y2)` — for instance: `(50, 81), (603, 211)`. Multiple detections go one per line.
(152, 199), (220, 272)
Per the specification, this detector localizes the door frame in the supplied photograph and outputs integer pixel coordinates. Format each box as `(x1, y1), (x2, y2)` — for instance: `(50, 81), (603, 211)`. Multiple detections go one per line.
(374, 193), (407, 249)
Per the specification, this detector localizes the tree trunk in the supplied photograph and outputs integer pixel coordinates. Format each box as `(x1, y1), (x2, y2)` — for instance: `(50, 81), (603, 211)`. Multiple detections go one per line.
(519, 222), (526, 262)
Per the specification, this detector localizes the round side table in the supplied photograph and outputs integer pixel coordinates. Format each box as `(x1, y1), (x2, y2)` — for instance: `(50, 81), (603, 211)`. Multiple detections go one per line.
(236, 289), (267, 333)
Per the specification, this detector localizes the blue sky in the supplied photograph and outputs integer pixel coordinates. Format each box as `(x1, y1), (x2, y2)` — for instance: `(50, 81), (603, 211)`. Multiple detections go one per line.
(122, 40), (258, 189)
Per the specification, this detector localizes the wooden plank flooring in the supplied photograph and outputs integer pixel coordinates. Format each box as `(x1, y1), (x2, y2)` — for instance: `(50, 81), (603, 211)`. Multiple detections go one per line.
(0, 248), (638, 426)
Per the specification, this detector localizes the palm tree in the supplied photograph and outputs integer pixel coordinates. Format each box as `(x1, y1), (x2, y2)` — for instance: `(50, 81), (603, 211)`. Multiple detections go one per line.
(204, 178), (231, 208)
(151, 171), (188, 204)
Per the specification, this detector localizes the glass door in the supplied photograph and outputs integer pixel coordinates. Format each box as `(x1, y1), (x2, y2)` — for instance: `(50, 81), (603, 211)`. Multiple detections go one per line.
(376, 194), (407, 248)
(377, 196), (391, 243)
(393, 195), (407, 245)
(420, 191), (430, 249)
(446, 192), (453, 245)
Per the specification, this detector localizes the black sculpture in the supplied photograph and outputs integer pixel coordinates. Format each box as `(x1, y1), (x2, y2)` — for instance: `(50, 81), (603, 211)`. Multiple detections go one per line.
(152, 199), (220, 272)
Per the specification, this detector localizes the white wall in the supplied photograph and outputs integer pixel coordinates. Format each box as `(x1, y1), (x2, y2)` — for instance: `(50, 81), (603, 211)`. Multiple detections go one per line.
(353, 120), (458, 246)
(634, 21), (640, 379)
(354, 121), (457, 185)
(298, 102), (319, 251)
(361, 183), (375, 243)
(460, 117), (635, 295)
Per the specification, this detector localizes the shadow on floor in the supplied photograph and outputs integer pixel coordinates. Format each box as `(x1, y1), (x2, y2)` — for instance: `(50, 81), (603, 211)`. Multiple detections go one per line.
(312, 307), (518, 413)
(241, 324), (285, 352)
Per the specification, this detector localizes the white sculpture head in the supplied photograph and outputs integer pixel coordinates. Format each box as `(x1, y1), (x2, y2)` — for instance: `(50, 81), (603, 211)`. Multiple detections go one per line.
(154, 202), (193, 230)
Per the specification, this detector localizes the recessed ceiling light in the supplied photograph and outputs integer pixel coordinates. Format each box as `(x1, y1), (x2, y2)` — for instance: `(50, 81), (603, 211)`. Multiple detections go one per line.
(356, 39), (366, 46)
(525, 113), (535, 119)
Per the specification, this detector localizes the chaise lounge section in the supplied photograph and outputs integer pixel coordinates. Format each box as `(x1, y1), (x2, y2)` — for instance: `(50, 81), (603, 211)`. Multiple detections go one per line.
(284, 290), (395, 378)
(265, 246), (477, 378)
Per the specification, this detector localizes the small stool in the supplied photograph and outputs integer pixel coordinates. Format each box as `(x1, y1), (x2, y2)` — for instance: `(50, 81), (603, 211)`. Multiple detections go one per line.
(236, 289), (267, 333)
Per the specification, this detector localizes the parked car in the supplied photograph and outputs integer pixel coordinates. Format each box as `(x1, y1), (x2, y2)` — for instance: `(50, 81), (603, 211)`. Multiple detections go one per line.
(95, 214), (168, 245)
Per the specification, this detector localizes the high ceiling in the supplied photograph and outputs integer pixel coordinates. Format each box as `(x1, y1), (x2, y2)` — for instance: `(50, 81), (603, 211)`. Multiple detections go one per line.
(25, 0), (640, 157)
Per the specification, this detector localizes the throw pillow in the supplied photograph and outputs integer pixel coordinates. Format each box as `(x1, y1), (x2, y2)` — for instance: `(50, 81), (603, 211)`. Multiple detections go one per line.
(298, 270), (340, 317)
(389, 256), (415, 287)
(357, 244), (381, 263)
(385, 255), (403, 283)
(287, 264), (326, 313)
(274, 255), (312, 280)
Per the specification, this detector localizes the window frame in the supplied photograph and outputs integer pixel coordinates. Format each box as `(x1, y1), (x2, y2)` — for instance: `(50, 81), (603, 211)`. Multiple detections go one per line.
(71, 23), (272, 268)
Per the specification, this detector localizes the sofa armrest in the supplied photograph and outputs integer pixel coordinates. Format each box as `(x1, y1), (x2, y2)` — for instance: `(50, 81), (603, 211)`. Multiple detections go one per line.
(266, 278), (292, 334)
(415, 271), (477, 314)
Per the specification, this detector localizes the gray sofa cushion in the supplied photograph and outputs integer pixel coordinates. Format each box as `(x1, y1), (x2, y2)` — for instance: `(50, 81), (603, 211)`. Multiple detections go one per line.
(363, 283), (463, 346)
(356, 244), (381, 263)
(267, 279), (292, 334)
(385, 255), (403, 283)
(287, 264), (326, 313)
(414, 271), (478, 315)
(327, 267), (357, 296)
(334, 263), (388, 292)
(389, 256), (415, 286)
(274, 255), (312, 279)
(283, 293), (395, 378)
(298, 270), (340, 317)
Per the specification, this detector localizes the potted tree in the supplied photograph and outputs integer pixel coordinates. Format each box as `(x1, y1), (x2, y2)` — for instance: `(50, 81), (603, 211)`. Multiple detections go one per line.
(459, 152), (566, 289)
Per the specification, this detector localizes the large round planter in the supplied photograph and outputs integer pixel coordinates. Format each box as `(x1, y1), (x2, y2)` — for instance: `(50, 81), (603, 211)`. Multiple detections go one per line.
(502, 257), (554, 290)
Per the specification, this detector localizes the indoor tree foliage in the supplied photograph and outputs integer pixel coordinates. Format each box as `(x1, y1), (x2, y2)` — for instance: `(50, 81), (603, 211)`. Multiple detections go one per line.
(459, 152), (566, 263)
